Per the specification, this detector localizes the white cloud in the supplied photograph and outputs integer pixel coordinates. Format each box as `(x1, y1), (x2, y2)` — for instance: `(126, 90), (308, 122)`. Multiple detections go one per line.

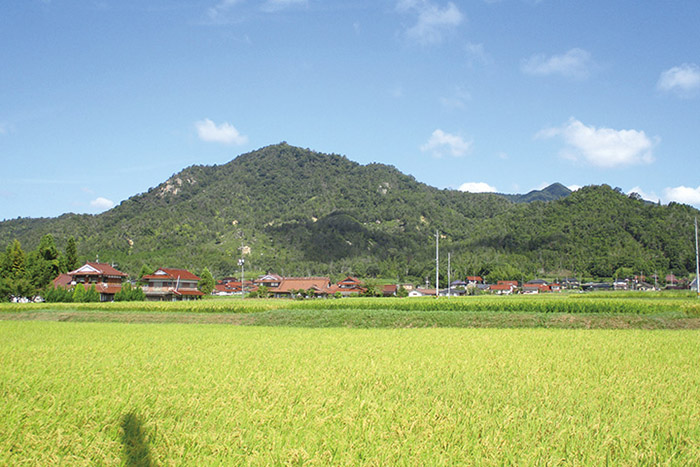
(628, 186), (660, 203)
(195, 119), (248, 145)
(663, 186), (700, 207)
(522, 48), (594, 79)
(397, 0), (464, 45)
(536, 118), (657, 168)
(90, 197), (115, 211)
(657, 63), (700, 97)
(458, 182), (497, 193)
(567, 184), (582, 192)
(421, 129), (472, 157)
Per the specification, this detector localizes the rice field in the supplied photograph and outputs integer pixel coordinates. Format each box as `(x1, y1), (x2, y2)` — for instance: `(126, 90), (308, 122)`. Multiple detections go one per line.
(2, 293), (699, 316)
(1, 321), (699, 465)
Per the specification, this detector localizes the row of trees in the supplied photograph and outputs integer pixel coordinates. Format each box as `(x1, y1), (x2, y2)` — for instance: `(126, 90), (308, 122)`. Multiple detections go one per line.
(0, 234), (217, 302)
(0, 235), (79, 301)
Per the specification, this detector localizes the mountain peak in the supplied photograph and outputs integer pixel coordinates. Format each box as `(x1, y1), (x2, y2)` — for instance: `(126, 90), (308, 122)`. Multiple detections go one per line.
(500, 183), (572, 203)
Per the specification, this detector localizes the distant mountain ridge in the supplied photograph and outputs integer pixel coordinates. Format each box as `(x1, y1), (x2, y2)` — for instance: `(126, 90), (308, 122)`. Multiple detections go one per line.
(0, 143), (697, 281)
(499, 183), (572, 203)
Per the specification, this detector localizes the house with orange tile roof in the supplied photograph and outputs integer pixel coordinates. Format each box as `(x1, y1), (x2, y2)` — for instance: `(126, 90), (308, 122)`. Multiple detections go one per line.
(489, 283), (516, 295)
(55, 262), (128, 301)
(331, 276), (366, 296)
(268, 277), (333, 298)
(466, 276), (484, 285)
(254, 274), (283, 288)
(141, 267), (204, 301)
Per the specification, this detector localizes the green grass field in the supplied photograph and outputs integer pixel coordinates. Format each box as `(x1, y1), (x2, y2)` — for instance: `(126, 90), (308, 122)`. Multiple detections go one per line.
(2, 321), (699, 465)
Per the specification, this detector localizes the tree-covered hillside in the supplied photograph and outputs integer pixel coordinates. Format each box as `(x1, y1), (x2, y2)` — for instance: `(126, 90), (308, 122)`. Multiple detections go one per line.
(0, 143), (697, 284)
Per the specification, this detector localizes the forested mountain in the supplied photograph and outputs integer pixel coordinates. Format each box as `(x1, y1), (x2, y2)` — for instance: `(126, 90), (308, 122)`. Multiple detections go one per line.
(500, 183), (572, 203)
(1, 143), (698, 283)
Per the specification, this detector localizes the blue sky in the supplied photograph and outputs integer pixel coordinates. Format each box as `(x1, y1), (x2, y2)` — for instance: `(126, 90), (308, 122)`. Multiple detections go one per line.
(2, 0), (700, 220)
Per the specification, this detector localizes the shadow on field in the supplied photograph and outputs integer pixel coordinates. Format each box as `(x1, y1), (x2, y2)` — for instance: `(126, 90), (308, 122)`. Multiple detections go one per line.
(120, 411), (156, 467)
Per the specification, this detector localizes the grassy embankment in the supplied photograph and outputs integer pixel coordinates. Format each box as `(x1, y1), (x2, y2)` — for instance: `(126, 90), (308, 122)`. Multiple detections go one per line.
(1, 293), (699, 328)
(1, 322), (699, 465)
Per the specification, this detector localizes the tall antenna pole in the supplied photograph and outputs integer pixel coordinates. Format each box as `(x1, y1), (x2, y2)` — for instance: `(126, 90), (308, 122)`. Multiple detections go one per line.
(695, 217), (699, 298)
(435, 230), (439, 298)
(447, 252), (451, 298)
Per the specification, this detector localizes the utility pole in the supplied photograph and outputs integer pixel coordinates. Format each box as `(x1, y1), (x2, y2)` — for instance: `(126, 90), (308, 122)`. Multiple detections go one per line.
(447, 252), (451, 298)
(435, 230), (439, 299)
(238, 258), (245, 297)
(238, 236), (245, 298)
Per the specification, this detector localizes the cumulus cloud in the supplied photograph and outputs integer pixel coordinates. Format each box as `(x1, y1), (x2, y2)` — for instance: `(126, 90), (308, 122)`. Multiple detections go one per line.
(567, 184), (582, 192)
(628, 186), (660, 203)
(421, 129), (472, 157)
(522, 48), (594, 79)
(663, 186), (700, 207)
(458, 182), (497, 193)
(195, 119), (248, 145)
(397, 0), (463, 45)
(90, 197), (115, 211)
(657, 63), (700, 97)
(536, 118), (657, 168)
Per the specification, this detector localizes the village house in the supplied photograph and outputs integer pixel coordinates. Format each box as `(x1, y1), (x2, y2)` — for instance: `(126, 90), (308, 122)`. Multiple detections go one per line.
(466, 276), (484, 285)
(254, 274), (283, 288)
(141, 268), (204, 301)
(408, 288), (439, 297)
(523, 283), (551, 294)
(382, 284), (399, 297)
(214, 277), (255, 295)
(267, 277), (334, 298)
(53, 262), (127, 302)
(331, 276), (366, 296)
(489, 282), (516, 295)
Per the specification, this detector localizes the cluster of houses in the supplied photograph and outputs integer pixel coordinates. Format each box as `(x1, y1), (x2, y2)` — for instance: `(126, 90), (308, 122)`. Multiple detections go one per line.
(50, 262), (697, 303)
(439, 277), (572, 296)
(212, 274), (399, 298)
(53, 263), (204, 302)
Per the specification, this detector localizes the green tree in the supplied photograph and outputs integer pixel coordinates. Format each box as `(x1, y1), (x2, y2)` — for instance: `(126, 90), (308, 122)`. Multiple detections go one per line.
(85, 285), (100, 302)
(130, 285), (145, 301)
(5, 239), (26, 279)
(1, 240), (35, 299)
(198, 267), (215, 295)
(27, 234), (61, 290)
(44, 286), (72, 303)
(65, 236), (79, 272)
(115, 282), (144, 301)
(361, 279), (382, 297)
(256, 285), (269, 298)
(72, 283), (86, 302)
(138, 265), (153, 280)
